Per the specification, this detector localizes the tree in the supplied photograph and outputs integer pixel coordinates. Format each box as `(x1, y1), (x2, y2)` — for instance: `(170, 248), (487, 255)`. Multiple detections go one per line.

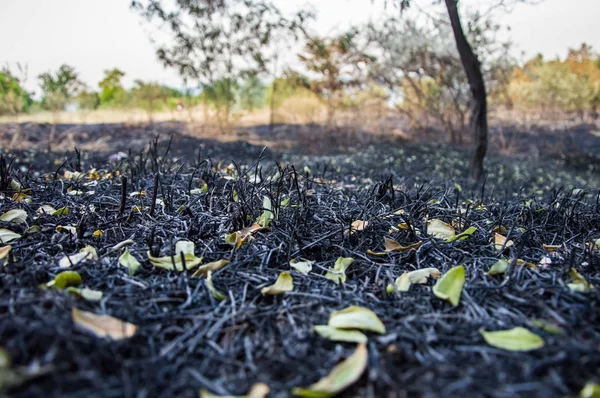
(131, 0), (311, 132)
(77, 90), (100, 122)
(0, 64), (32, 149)
(202, 78), (239, 131)
(38, 64), (81, 151)
(98, 68), (129, 107)
(298, 30), (374, 125)
(238, 73), (266, 112)
(131, 80), (167, 122)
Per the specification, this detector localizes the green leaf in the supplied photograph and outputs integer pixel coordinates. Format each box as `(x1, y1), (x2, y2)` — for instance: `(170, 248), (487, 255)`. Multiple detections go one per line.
(446, 226), (477, 242)
(191, 259), (231, 278)
(577, 383), (600, 398)
(118, 249), (141, 276)
(50, 271), (82, 289)
(292, 343), (368, 397)
(256, 196), (274, 228)
(281, 198), (291, 208)
(480, 327), (544, 351)
(53, 207), (69, 216)
(427, 219), (455, 240)
(147, 240), (203, 271)
(487, 259), (509, 275)
(261, 272), (294, 295)
(386, 267), (440, 293)
(0, 209), (27, 225)
(66, 287), (103, 302)
(313, 325), (367, 343)
(328, 306), (386, 334)
(568, 268), (594, 293)
(206, 271), (227, 301)
(290, 259), (314, 275)
(325, 257), (354, 285)
(433, 265), (465, 307)
(0, 229), (21, 244)
(529, 319), (563, 335)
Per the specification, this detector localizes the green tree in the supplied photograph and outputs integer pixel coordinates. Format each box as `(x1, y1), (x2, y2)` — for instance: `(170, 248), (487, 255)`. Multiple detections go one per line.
(202, 78), (239, 131)
(38, 64), (81, 151)
(1, 65), (32, 149)
(77, 90), (100, 122)
(298, 30), (374, 124)
(132, 80), (167, 122)
(238, 74), (266, 112)
(98, 68), (129, 107)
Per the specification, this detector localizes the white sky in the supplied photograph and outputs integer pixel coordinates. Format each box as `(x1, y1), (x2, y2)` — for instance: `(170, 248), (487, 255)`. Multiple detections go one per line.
(1, 0), (599, 97)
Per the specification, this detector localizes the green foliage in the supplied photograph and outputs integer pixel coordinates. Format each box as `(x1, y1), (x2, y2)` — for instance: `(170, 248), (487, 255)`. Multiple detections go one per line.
(131, 80), (167, 119)
(77, 91), (100, 111)
(238, 74), (266, 111)
(98, 68), (129, 107)
(38, 64), (81, 111)
(265, 71), (310, 109)
(0, 69), (31, 116)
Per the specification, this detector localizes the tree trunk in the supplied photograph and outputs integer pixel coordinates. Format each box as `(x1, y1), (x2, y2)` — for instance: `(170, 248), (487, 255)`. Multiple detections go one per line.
(445, 0), (488, 181)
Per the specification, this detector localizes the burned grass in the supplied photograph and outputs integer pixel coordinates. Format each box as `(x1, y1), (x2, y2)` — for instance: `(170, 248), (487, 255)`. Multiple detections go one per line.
(0, 130), (599, 398)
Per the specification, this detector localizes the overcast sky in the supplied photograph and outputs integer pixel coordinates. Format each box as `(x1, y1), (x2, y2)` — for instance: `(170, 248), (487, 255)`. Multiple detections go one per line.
(1, 0), (598, 96)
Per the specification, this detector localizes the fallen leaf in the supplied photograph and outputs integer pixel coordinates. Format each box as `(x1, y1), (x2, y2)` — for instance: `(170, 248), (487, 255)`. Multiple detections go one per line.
(542, 244), (561, 252)
(72, 307), (137, 340)
(92, 229), (103, 238)
(225, 223), (264, 248)
(66, 287), (103, 302)
(433, 265), (465, 307)
(200, 383), (270, 398)
(261, 272), (294, 295)
(313, 325), (367, 343)
(480, 327), (544, 351)
(494, 233), (514, 251)
(568, 268), (594, 293)
(58, 245), (98, 268)
(119, 249), (141, 276)
(386, 268), (440, 293)
(0, 209), (27, 225)
(148, 240), (203, 271)
(48, 271), (82, 289)
(325, 257), (354, 285)
(446, 226), (477, 242)
(292, 343), (368, 397)
(427, 219), (456, 240)
(290, 259), (314, 275)
(206, 271), (227, 301)
(191, 259), (231, 278)
(256, 196), (274, 228)
(529, 319), (563, 335)
(328, 306), (386, 334)
(576, 382), (600, 398)
(55, 225), (77, 235)
(487, 259), (510, 275)
(0, 229), (21, 244)
(53, 207), (69, 216)
(350, 220), (368, 232)
(0, 245), (11, 263)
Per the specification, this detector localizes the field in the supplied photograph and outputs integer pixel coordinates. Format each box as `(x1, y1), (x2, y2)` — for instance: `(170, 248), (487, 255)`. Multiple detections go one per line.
(0, 121), (599, 398)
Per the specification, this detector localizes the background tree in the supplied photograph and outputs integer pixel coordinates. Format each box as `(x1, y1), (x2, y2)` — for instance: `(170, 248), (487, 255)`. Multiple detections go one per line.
(131, 80), (167, 122)
(238, 73), (266, 112)
(131, 0), (311, 133)
(298, 30), (374, 125)
(98, 68), (129, 108)
(202, 78), (239, 132)
(0, 64), (32, 149)
(76, 89), (100, 122)
(38, 64), (81, 151)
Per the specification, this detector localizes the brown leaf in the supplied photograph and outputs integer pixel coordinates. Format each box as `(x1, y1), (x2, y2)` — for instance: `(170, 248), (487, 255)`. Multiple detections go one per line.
(72, 308), (137, 340)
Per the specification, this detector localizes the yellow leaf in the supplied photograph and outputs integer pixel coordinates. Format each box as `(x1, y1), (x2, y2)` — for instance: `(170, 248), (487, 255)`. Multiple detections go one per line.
(568, 268), (594, 293)
(292, 343), (368, 397)
(0, 209), (27, 225)
(200, 383), (270, 398)
(290, 259), (314, 275)
(55, 225), (77, 235)
(0, 245), (11, 262)
(325, 257), (354, 285)
(206, 271), (227, 301)
(72, 307), (137, 340)
(313, 325), (367, 343)
(147, 240), (203, 271)
(58, 245), (98, 268)
(542, 244), (561, 252)
(433, 265), (465, 307)
(0, 229), (21, 244)
(118, 249), (141, 276)
(49, 271), (82, 289)
(427, 219), (456, 240)
(328, 306), (386, 334)
(93, 229), (103, 238)
(481, 327), (544, 351)
(386, 268), (440, 293)
(191, 259), (231, 278)
(261, 272), (294, 295)
(494, 233), (514, 251)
